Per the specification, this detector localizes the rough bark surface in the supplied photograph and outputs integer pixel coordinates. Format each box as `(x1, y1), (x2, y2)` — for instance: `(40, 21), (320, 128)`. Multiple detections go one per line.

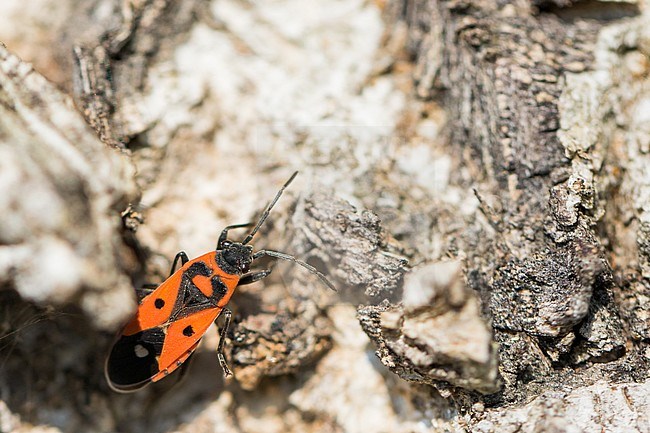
(0, 0), (649, 432)
(374, 0), (650, 429)
(0, 43), (138, 329)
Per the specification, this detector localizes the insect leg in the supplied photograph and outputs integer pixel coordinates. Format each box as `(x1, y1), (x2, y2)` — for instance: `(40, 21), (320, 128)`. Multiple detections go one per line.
(216, 307), (233, 377)
(169, 251), (189, 276)
(217, 223), (254, 249)
(238, 269), (272, 286)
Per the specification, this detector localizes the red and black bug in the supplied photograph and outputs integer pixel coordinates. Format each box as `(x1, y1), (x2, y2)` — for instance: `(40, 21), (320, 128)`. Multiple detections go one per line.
(105, 172), (335, 392)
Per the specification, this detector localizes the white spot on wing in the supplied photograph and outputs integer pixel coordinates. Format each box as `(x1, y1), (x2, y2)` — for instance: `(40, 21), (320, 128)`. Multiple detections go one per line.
(134, 344), (149, 358)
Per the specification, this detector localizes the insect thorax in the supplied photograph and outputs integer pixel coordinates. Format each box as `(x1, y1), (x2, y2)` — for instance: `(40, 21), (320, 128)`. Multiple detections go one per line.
(217, 243), (254, 275)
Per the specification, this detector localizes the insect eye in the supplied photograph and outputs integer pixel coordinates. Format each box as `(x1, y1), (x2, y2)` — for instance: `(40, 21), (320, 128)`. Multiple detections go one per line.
(221, 240), (232, 249)
(241, 262), (250, 273)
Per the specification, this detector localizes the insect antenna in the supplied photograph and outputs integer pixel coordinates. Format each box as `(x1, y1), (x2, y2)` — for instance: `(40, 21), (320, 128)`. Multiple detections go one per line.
(253, 249), (337, 292)
(242, 171), (299, 245)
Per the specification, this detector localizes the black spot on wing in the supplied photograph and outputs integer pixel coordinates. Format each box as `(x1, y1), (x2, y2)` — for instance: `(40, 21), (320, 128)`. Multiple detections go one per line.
(211, 276), (228, 301)
(177, 262), (213, 311)
(105, 328), (165, 391)
(154, 298), (165, 309)
(182, 325), (195, 337)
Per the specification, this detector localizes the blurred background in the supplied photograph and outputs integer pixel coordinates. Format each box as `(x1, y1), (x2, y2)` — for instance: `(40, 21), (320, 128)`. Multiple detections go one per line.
(1, 1), (649, 432)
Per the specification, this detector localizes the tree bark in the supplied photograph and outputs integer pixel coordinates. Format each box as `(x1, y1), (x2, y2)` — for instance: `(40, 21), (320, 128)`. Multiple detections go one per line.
(370, 0), (650, 430)
(0, 0), (649, 432)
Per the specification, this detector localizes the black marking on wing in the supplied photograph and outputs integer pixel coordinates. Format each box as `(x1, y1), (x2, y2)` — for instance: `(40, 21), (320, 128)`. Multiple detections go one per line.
(106, 328), (165, 390)
(181, 262), (212, 306)
(211, 276), (228, 301)
(172, 261), (225, 319)
(182, 325), (195, 337)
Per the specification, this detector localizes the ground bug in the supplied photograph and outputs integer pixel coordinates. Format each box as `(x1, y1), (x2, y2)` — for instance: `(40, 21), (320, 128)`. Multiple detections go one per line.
(105, 171), (335, 392)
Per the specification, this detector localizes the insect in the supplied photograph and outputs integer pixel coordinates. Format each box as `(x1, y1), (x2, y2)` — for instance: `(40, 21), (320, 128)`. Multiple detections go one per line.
(105, 171), (335, 392)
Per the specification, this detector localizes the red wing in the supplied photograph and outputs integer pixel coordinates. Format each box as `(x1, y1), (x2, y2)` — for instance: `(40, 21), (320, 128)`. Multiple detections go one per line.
(106, 251), (240, 391)
(150, 339), (201, 383)
(123, 252), (232, 336)
(123, 272), (184, 335)
(158, 307), (223, 374)
(105, 307), (223, 391)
